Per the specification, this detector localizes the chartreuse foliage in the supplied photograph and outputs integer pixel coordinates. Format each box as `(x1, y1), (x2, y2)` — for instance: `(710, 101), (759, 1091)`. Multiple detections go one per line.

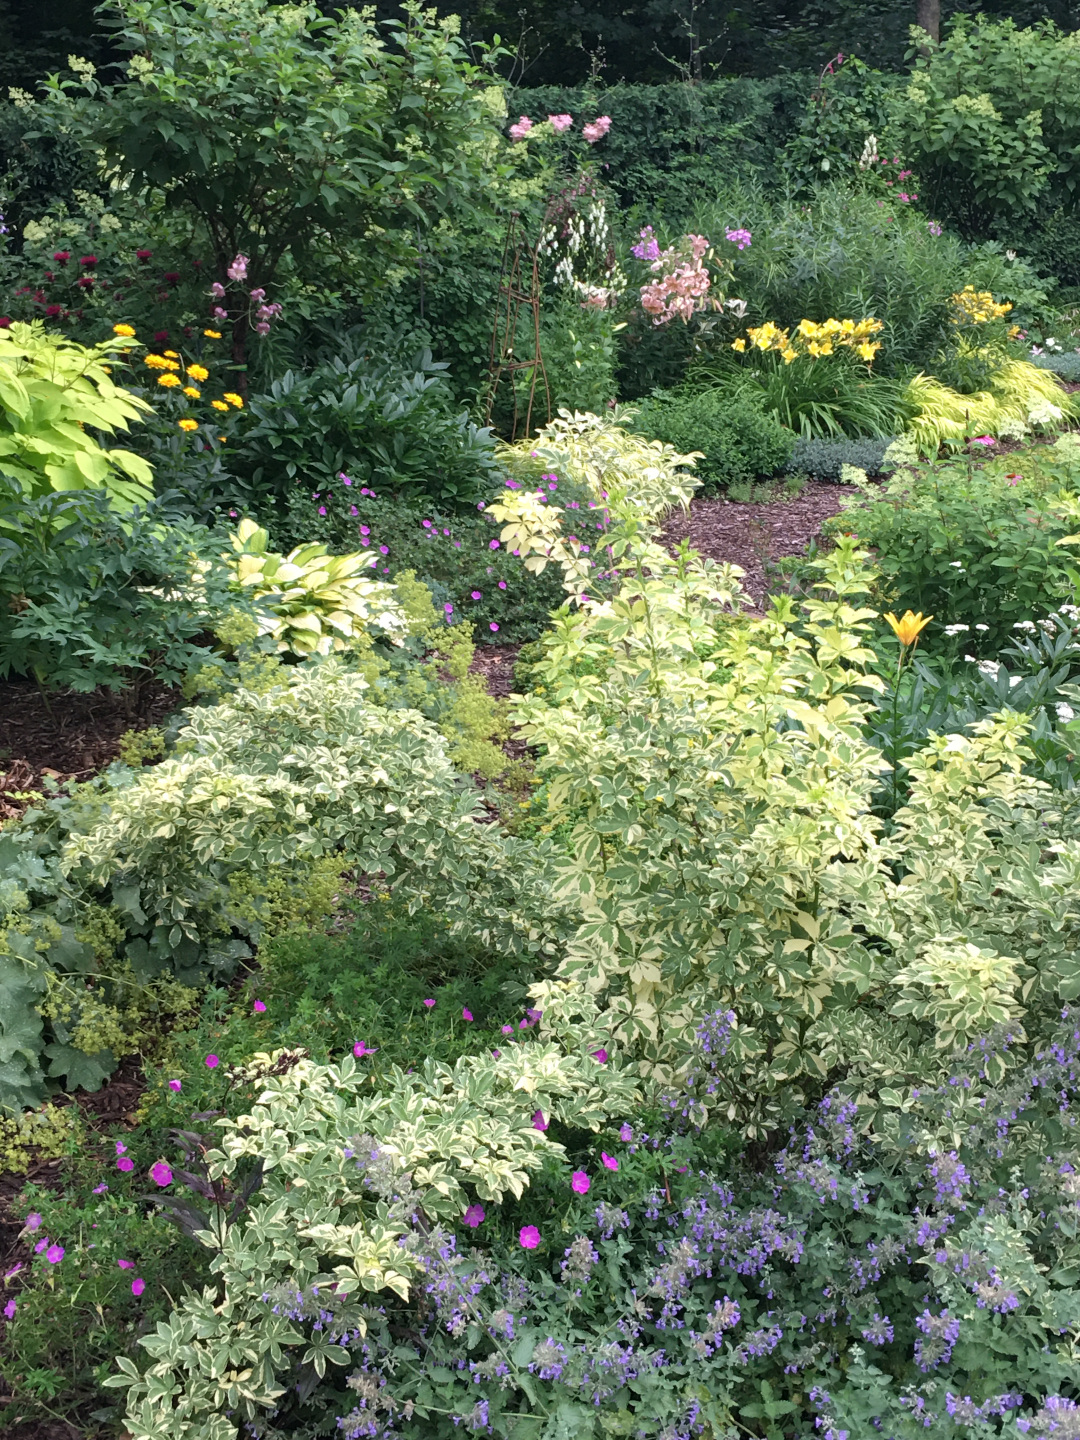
(106, 981), (636, 1437)
(0, 321), (153, 511)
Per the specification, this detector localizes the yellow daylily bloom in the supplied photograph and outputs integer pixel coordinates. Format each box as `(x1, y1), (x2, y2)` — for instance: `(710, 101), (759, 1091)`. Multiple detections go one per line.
(883, 610), (933, 646)
(732, 337), (747, 352)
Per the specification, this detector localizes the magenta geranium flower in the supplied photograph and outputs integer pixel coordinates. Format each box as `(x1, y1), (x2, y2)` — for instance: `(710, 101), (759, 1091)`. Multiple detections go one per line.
(462, 1008), (474, 1022)
(519, 1225), (541, 1249)
(591, 1048), (608, 1064)
(116, 1157), (134, 1173)
(501, 1025), (513, 1035)
(92, 1183), (108, 1194)
(117, 1258), (134, 1269)
(353, 1041), (378, 1058)
(131, 1277), (145, 1297)
(619, 1123), (632, 1142)
(150, 1162), (173, 1188)
(3, 1298), (15, 1319)
(253, 999), (266, 1013)
(463, 1204), (485, 1228)
(571, 1170), (590, 1194)
(24, 1213), (42, 1231)
(168, 1079), (182, 1092)
(532, 1109), (548, 1131)
(423, 998), (436, 1009)
(45, 1244), (64, 1264)
(205, 1054), (219, 1069)
(115, 1141), (127, 1155)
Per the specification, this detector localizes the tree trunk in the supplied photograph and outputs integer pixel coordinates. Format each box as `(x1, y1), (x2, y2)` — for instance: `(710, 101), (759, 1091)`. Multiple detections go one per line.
(916, 0), (940, 47)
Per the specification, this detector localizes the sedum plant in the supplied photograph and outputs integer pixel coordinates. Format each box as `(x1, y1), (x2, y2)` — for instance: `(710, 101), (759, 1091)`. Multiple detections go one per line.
(0, 320), (153, 512)
(223, 518), (408, 657)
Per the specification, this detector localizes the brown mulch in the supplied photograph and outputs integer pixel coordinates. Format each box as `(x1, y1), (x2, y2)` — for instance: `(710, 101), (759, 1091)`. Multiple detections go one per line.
(0, 681), (179, 818)
(468, 642), (523, 698)
(661, 480), (857, 605)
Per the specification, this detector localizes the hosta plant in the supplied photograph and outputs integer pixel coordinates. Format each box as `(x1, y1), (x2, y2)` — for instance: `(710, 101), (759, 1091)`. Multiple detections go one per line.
(224, 518), (409, 657)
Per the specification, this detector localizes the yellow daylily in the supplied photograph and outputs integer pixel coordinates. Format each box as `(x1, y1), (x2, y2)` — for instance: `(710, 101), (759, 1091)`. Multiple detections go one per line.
(883, 610), (933, 646)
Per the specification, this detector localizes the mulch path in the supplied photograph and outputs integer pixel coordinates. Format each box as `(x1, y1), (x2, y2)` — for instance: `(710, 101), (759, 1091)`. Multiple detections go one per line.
(0, 680), (179, 819)
(661, 480), (856, 605)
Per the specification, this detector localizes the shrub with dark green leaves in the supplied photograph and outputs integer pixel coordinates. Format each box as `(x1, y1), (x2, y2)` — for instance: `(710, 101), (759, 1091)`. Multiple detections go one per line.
(629, 386), (794, 492)
(0, 490), (243, 704)
(230, 341), (500, 511)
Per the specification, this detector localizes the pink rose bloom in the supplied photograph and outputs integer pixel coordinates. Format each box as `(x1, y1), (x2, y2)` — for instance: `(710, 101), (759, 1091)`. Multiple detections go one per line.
(519, 1225), (541, 1249)
(601, 1152), (618, 1171)
(508, 115), (533, 141)
(463, 1204), (485, 1228)
(571, 1170), (590, 1194)
(548, 113), (573, 132)
(150, 1162), (173, 1188)
(131, 1277), (145, 1297)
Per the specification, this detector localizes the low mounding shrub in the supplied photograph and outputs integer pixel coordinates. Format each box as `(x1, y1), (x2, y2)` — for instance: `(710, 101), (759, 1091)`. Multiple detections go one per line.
(785, 434), (897, 481)
(0, 491), (242, 702)
(628, 386), (794, 491)
(229, 340), (500, 511)
(1032, 351), (1080, 383)
(826, 439), (1080, 652)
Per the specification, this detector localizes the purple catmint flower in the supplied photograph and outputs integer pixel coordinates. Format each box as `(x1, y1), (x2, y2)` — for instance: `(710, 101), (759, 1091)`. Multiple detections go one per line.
(914, 1307), (960, 1370)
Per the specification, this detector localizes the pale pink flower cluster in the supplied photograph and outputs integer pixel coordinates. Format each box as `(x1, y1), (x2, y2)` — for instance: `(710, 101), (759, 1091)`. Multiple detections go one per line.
(226, 253), (249, 282)
(508, 113), (611, 143)
(640, 233), (716, 325)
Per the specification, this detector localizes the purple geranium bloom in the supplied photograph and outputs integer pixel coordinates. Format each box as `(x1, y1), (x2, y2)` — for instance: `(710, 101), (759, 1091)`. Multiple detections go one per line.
(150, 1162), (173, 1188)
(463, 1204), (486, 1228)
(116, 1157), (134, 1173)
(3, 1298), (15, 1319)
(24, 1213), (42, 1231)
(253, 999), (266, 1014)
(519, 1225), (541, 1249)
(45, 1244), (64, 1264)
(168, 1079), (182, 1092)
(462, 1008), (474, 1022)
(601, 1152), (618, 1171)
(532, 1109), (548, 1131)
(205, 1054), (219, 1069)
(423, 998), (436, 1009)
(353, 1041), (378, 1057)
(592, 1048), (608, 1064)
(92, 1182), (108, 1194)
(619, 1123), (632, 1142)
(117, 1258), (135, 1269)
(131, 1277), (145, 1297)
(571, 1170), (590, 1194)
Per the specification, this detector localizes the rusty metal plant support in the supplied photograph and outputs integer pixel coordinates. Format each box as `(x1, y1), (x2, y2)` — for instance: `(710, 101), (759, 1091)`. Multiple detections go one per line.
(484, 212), (551, 442)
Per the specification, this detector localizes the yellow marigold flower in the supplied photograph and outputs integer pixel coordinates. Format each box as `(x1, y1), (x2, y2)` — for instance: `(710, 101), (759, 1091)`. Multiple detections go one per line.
(112, 323), (136, 337)
(203, 329), (222, 339)
(222, 391), (244, 408)
(178, 418), (199, 432)
(211, 399), (229, 411)
(157, 373), (181, 388)
(732, 337), (747, 352)
(183, 386), (201, 398)
(883, 610), (932, 646)
(164, 350), (180, 358)
(187, 363), (209, 382)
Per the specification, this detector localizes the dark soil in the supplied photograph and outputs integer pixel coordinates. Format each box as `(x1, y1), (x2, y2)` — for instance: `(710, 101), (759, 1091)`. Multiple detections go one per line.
(0, 681), (179, 819)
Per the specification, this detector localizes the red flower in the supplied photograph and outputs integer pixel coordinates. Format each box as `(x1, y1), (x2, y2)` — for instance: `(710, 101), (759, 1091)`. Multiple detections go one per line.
(78, 277), (94, 288)
(135, 249), (152, 260)
(78, 255), (97, 266)
(45, 305), (61, 317)
(154, 330), (169, 343)
(163, 271), (180, 283)
(44, 271), (54, 280)
(52, 251), (70, 262)
(0, 318), (10, 328)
